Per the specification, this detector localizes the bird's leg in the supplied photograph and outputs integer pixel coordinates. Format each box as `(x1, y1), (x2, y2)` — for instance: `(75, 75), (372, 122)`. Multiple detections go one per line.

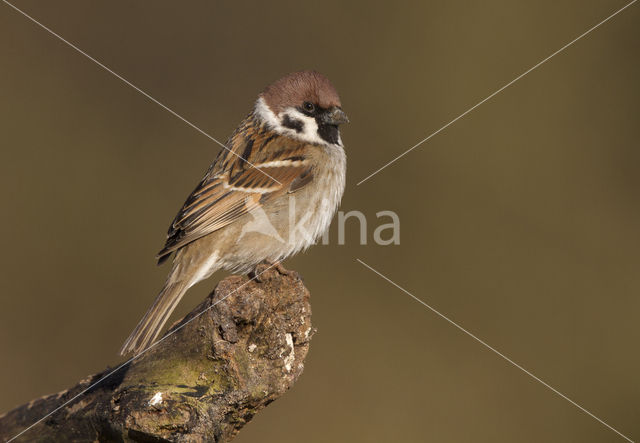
(248, 261), (272, 282)
(247, 266), (263, 282)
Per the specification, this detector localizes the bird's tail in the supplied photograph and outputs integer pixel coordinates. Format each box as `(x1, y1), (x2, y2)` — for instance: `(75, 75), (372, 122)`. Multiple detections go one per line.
(120, 279), (189, 356)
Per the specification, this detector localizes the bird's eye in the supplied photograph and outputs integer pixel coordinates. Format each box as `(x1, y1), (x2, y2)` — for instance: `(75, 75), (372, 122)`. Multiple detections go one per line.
(303, 102), (315, 113)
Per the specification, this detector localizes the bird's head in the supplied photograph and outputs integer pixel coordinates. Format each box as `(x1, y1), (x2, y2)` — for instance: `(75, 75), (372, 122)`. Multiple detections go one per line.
(256, 71), (348, 147)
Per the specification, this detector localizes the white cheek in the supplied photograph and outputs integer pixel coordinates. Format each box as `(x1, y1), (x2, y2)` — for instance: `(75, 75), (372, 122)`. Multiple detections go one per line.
(255, 97), (280, 128)
(253, 98), (341, 147)
(280, 109), (326, 145)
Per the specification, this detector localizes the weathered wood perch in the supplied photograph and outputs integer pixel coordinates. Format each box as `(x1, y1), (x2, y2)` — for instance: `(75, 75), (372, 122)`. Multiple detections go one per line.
(0, 267), (313, 442)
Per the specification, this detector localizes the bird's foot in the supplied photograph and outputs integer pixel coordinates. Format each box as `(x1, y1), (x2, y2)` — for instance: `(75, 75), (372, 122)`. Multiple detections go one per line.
(249, 260), (296, 282)
(272, 261), (295, 276)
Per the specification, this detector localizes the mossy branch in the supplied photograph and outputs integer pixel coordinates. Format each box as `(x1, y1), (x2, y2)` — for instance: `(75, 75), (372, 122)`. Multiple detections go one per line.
(0, 267), (313, 442)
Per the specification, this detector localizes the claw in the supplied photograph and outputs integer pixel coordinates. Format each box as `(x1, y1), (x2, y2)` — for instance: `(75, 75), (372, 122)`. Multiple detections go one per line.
(249, 260), (297, 282)
(273, 261), (294, 276)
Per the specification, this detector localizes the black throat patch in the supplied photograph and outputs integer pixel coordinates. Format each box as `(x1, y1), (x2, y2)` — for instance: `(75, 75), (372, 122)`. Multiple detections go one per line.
(317, 122), (340, 145)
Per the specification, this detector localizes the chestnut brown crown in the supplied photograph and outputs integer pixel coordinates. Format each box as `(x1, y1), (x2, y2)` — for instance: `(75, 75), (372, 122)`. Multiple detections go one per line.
(260, 71), (342, 114)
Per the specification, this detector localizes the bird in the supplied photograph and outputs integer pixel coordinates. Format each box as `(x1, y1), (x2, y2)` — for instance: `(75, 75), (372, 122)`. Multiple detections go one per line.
(120, 71), (348, 355)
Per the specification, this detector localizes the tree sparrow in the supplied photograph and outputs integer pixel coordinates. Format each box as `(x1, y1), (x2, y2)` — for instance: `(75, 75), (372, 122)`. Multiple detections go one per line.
(120, 71), (348, 355)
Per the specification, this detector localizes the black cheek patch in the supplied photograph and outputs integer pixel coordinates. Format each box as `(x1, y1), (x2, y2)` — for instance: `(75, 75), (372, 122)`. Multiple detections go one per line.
(282, 115), (304, 133)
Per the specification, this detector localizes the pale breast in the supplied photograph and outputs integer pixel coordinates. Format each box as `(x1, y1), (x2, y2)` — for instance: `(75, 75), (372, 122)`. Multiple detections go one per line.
(291, 144), (346, 250)
(212, 143), (346, 271)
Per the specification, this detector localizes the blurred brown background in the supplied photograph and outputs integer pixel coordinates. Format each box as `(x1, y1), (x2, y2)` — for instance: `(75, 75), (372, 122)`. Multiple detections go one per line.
(1, 1), (639, 441)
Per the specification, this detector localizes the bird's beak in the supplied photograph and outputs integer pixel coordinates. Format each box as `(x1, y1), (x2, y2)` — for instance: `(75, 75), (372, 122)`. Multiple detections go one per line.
(323, 107), (349, 125)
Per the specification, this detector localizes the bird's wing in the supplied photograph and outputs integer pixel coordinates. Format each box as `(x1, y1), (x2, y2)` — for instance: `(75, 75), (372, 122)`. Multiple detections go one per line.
(156, 130), (313, 263)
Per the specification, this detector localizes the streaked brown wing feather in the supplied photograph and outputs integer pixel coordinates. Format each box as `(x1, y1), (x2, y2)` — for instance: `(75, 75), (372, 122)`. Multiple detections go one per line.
(157, 129), (313, 263)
